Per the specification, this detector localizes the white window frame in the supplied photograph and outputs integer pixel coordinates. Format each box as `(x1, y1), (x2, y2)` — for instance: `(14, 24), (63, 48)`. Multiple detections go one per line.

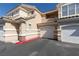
(75, 3), (79, 15)
(61, 4), (68, 18)
(61, 3), (78, 18)
(68, 4), (76, 16)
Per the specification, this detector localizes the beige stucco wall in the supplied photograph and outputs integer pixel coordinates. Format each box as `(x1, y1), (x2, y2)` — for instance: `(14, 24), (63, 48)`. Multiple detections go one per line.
(25, 10), (42, 29)
(19, 10), (42, 38)
(4, 23), (18, 43)
(19, 10), (28, 18)
(19, 22), (26, 36)
(5, 6), (43, 42)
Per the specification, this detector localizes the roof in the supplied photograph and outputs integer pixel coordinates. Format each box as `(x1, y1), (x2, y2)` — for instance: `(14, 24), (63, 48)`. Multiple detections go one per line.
(7, 4), (44, 16)
(43, 9), (58, 18)
(44, 9), (58, 14)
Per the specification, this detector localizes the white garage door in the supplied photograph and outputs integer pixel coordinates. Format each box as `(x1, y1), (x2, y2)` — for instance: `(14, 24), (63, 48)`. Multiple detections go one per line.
(40, 26), (54, 39)
(61, 25), (79, 44)
(0, 26), (4, 41)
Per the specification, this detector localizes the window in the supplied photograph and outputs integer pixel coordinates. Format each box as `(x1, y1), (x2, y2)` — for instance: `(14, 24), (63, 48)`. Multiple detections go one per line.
(62, 5), (68, 16)
(69, 4), (75, 15)
(76, 3), (79, 14)
(61, 3), (77, 18)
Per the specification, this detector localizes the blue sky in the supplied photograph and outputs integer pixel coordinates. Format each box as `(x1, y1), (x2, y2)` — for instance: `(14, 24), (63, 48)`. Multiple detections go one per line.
(0, 3), (57, 16)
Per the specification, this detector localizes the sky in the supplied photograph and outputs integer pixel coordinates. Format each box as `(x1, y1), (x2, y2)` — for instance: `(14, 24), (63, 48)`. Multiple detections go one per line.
(0, 3), (57, 16)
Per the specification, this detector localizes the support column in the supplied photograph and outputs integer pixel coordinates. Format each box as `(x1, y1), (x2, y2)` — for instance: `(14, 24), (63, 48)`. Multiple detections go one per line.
(57, 25), (61, 41)
(53, 26), (58, 40)
(19, 22), (26, 41)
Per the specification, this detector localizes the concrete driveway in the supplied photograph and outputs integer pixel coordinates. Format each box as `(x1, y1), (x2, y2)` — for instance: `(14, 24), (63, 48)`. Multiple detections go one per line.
(0, 39), (79, 56)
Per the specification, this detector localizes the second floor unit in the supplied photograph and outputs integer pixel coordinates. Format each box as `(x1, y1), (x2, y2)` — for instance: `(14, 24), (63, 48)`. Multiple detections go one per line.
(57, 3), (79, 18)
(6, 4), (43, 20)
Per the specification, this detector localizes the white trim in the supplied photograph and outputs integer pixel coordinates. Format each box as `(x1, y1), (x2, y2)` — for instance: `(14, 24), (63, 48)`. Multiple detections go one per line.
(4, 29), (17, 30)
(75, 4), (79, 15)
(60, 5), (62, 18)
(67, 4), (69, 17)
(75, 3), (76, 15)
(26, 29), (39, 30)
(19, 33), (39, 36)
(4, 34), (18, 36)
(62, 3), (72, 6)
(19, 34), (26, 36)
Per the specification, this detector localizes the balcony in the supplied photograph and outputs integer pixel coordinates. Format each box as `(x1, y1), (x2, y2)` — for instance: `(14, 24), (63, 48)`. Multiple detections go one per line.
(7, 10), (35, 20)
(12, 14), (35, 20)
(12, 13), (35, 20)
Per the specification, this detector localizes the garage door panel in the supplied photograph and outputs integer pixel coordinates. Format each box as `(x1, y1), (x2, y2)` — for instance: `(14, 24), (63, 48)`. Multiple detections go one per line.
(40, 26), (54, 39)
(61, 25), (79, 44)
(61, 30), (75, 36)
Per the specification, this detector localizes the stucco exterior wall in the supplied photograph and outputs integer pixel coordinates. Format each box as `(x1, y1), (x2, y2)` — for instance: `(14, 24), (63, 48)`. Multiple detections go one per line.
(19, 10), (28, 18)
(4, 23), (18, 43)
(19, 23), (26, 36)
(19, 10), (42, 41)
(25, 10), (42, 29)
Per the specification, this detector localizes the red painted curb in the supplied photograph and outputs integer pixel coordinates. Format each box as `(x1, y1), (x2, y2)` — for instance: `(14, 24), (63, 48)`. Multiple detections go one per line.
(16, 36), (40, 45)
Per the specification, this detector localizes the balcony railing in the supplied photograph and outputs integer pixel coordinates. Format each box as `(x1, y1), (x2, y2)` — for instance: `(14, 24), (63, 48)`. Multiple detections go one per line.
(12, 13), (35, 20)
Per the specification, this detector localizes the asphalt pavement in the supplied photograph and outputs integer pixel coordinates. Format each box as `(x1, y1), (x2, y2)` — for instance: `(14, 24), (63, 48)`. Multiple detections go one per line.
(0, 39), (79, 56)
